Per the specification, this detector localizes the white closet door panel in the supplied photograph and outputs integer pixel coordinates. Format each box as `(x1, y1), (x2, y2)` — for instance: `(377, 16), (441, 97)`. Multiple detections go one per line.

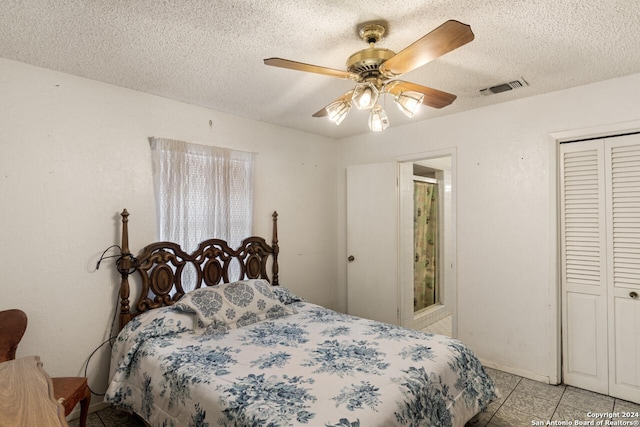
(606, 133), (640, 404)
(560, 141), (609, 393)
(607, 136), (640, 291)
(561, 144), (607, 289)
(609, 287), (640, 403)
(564, 291), (609, 393)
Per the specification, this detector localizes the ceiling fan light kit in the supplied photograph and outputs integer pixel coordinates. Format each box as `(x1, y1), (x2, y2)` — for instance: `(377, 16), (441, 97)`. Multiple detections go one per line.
(395, 91), (425, 118)
(326, 99), (352, 126)
(369, 104), (390, 132)
(352, 82), (379, 110)
(264, 19), (474, 132)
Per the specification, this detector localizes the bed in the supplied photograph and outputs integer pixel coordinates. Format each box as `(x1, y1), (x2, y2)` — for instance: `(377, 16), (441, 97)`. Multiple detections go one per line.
(105, 210), (497, 427)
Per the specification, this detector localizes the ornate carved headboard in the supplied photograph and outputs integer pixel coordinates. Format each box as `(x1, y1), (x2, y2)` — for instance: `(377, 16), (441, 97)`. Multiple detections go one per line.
(116, 209), (279, 330)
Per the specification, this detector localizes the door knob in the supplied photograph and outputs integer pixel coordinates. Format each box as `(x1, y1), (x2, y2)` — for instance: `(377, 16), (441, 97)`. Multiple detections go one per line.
(347, 255), (355, 262)
(630, 291), (639, 299)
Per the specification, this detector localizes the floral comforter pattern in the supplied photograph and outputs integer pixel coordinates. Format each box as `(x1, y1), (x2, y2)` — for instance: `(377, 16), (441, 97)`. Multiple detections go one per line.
(105, 302), (496, 427)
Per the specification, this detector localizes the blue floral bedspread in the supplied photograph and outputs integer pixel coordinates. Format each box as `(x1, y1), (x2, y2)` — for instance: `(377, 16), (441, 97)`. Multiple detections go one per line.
(105, 302), (496, 427)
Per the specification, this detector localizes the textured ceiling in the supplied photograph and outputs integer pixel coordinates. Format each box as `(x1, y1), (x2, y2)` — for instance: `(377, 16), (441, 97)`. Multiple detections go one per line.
(1, 1), (640, 139)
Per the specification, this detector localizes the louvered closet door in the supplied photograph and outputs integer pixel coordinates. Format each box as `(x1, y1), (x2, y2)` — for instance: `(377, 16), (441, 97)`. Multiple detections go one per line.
(605, 134), (640, 403)
(560, 141), (609, 394)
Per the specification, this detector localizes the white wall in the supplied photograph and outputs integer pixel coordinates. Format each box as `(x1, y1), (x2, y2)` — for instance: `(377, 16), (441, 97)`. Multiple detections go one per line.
(337, 72), (640, 383)
(0, 58), (338, 409)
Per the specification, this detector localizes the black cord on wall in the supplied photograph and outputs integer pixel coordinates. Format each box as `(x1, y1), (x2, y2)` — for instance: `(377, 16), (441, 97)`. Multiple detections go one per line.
(96, 245), (139, 274)
(86, 245), (139, 396)
(82, 292), (119, 396)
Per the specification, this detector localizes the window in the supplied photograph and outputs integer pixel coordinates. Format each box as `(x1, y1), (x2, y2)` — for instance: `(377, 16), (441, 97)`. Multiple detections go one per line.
(150, 137), (254, 254)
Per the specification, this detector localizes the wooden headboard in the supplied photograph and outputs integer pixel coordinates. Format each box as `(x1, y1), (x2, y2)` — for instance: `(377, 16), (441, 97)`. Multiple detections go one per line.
(116, 209), (279, 330)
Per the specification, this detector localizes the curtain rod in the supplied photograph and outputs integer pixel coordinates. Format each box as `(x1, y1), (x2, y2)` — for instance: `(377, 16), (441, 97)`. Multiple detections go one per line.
(148, 137), (259, 155)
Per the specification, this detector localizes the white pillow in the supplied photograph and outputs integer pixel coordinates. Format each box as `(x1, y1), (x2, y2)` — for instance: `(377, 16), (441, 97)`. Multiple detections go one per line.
(175, 279), (295, 332)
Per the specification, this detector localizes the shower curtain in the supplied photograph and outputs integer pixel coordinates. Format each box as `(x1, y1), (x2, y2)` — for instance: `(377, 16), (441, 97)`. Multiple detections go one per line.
(414, 181), (438, 312)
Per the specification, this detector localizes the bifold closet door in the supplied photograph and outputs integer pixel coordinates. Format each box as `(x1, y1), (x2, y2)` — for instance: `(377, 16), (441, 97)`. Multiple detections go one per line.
(560, 140), (609, 394)
(605, 134), (640, 403)
(561, 134), (640, 404)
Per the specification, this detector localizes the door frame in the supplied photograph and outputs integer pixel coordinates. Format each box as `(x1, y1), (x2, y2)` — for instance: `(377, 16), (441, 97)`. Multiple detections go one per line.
(397, 147), (458, 336)
(549, 119), (640, 386)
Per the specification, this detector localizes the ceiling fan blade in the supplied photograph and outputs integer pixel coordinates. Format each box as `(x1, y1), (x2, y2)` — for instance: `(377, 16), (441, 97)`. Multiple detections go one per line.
(379, 20), (474, 77)
(386, 81), (457, 109)
(264, 58), (359, 80)
(312, 108), (329, 118)
(312, 91), (354, 117)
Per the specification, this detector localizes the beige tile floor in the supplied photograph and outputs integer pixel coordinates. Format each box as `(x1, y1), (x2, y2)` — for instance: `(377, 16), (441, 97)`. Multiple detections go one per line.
(423, 314), (453, 336)
(69, 316), (640, 427)
(469, 367), (640, 427)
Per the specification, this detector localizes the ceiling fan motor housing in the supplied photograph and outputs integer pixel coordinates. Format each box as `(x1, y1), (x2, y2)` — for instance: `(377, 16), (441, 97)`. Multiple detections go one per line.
(347, 48), (395, 82)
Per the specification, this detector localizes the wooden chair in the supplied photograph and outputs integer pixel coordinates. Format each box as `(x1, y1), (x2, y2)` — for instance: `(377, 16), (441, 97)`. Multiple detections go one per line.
(0, 309), (91, 427)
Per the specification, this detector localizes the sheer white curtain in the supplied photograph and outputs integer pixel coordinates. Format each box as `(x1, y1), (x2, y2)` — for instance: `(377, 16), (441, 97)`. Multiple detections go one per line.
(150, 137), (254, 253)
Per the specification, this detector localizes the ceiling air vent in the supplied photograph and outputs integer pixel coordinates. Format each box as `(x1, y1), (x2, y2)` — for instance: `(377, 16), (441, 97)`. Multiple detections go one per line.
(480, 78), (528, 96)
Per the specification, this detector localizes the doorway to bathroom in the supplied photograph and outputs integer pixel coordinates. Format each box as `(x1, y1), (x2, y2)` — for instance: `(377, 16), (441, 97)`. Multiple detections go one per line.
(404, 156), (454, 334)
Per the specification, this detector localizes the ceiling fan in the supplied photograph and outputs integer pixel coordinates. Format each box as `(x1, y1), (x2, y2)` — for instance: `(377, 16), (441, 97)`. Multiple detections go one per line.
(264, 20), (474, 131)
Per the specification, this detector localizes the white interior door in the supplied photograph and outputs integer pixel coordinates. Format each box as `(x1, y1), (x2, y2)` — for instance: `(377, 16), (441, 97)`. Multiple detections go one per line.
(560, 140), (609, 394)
(346, 162), (401, 325)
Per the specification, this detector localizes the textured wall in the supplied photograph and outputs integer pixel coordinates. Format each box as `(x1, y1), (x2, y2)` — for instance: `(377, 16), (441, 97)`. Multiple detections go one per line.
(0, 57), (339, 411)
(337, 72), (640, 384)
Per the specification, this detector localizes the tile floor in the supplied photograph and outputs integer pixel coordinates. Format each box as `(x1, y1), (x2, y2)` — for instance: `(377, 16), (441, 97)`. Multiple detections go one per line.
(468, 367), (640, 427)
(69, 315), (640, 427)
(68, 405), (145, 427)
(423, 313), (452, 336)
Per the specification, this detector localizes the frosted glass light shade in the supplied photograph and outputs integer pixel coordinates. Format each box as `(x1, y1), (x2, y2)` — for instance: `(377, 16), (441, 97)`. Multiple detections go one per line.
(326, 99), (351, 126)
(368, 105), (390, 132)
(351, 82), (379, 110)
(394, 91), (424, 118)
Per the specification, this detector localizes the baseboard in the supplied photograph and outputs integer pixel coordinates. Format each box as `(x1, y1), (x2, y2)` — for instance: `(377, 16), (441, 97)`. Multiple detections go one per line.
(480, 358), (555, 385)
